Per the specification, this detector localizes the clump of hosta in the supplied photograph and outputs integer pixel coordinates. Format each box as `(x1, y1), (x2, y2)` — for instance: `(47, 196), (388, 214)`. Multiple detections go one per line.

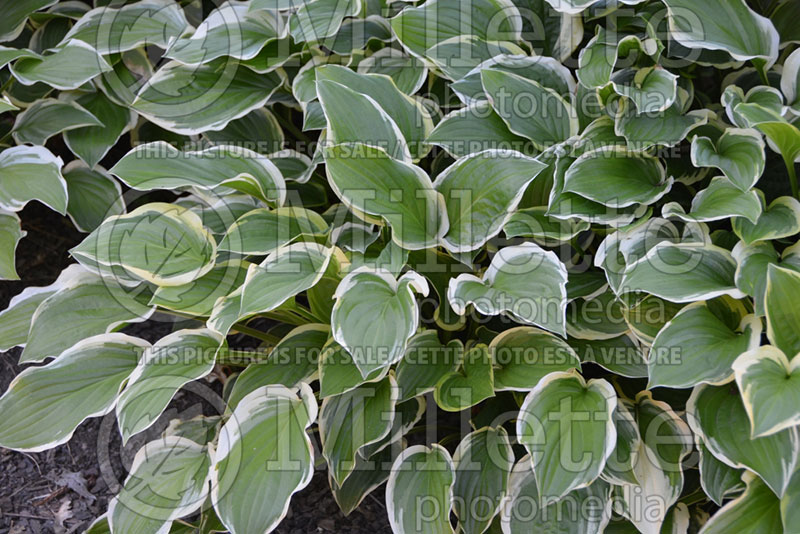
(1, 0), (800, 533)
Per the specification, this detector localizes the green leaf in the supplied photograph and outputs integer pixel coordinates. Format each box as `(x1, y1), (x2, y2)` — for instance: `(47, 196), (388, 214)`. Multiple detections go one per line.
(9, 40), (112, 90)
(220, 207), (326, 255)
(205, 108), (284, 154)
(615, 100), (709, 152)
(733, 195), (800, 244)
(425, 36), (525, 81)
(434, 344), (495, 412)
(566, 290), (628, 340)
(691, 128), (766, 191)
(433, 149), (546, 252)
(331, 268), (428, 378)
(227, 324), (330, 409)
(662, 0), (779, 67)
(108, 436), (211, 534)
(663, 176), (762, 223)
(733, 241), (800, 316)
(500, 456), (612, 533)
(289, 0), (359, 43)
(782, 466), (800, 532)
(330, 444), (398, 517)
(386, 444), (456, 534)
(699, 439), (745, 506)
(648, 302), (761, 389)
(612, 67), (678, 113)
(699, 472), (783, 534)
(735, 103), (800, 164)
(116, 328), (224, 443)
(621, 243), (743, 302)
(765, 264), (800, 359)
(687, 383), (799, 497)
(426, 101), (529, 158)
(481, 69), (579, 150)
(212, 384), (317, 534)
(64, 90), (136, 169)
(21, 269), (155, 363)
(516, 372), (616, 502)
(570, 333), (648, 378)
(0, 210), (24, 280)
(503, 206), (590, 246)
(601, 400), (640, 486)
(563, 147), (671, 208)
(209, 242), (334, 334)
(0, 0), (57, 42)
(357, 48), (427, 95)
(733, 345), (800, 438)
(63, 162), (126, 232)
(452, 427), (514, 534)
(132, 60), (285, 134)
(395, 330), (462, 402)
(0, 333), (149, 452)
(323, 143), (448, 250)
(150, 260), (249, 317)
(111, 142), (286, 206)
(390, 0), (522, 59)
(61, 0), (190, 54)
(488, 326), (580, 391)
(71, 202), (217, 287)
(0, 145), (67, 214)
(166, 3), (284, 64)
(318, 340), (386, 398)
(320, 376), (398, 486)
(782, 48), (800, 112)
(448, 243), (568, 336)
(11, 97), (102, 145)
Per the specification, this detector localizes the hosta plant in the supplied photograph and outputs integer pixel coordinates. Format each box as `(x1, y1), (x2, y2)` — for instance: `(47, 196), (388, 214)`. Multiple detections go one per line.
(1, 0), (800, 533)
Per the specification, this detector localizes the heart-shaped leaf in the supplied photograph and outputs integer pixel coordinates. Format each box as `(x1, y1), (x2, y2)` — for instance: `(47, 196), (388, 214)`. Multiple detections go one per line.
(434, 344), (494, 411)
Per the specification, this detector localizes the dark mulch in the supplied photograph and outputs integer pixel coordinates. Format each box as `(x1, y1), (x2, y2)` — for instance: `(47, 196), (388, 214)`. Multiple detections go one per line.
(0, 203), (394, 533)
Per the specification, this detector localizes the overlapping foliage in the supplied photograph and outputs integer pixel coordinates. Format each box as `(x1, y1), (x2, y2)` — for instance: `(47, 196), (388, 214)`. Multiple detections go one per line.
(1, 0), (799, 533)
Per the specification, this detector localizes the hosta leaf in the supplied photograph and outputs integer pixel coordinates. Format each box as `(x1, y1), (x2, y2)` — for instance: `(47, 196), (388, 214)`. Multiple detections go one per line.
(452, 427), (513, 534)
(601, 400), (640, 486)
(323, 143), (448, 250)
(735, 103), (800, 164)
(783, 48), (800, 112)
(116, 328), (224, 443)
(9, 41), (112, 90)
(61, 0), (190, 54)
(63, 163), (125, 232)
(500, 456), (612, 534)
(488, 326), (580, 391)
(699, 472), (783, 534)
(733, 345), (800, 438)
(687, 383), (799, 497)
(566, 290), (628, 340)
(765, 264), (800, 359)
(132, 60), (284, 134)
(433, 149), (546, 252)
(0, 0), (57, 42)
(782, 467), (800, 532)
(434, 344), (494, 411)
(317, 78), (410, 163)
(390, 0), (522, 59)
(320, 16), (393, 55)
(386, 444), (456, 534)
(64, 90), (136, 169)
(395, 330), (462, 402)
(542, 0), (603, 14)
(481, 69), (579, 150)
(289, 0), (359, 43)
(11, 98), (102, 145)
(503, 206), (590, 246)
(165, 3), (284, 64)
(614, 100), (709, 151)
(108, 437), (211, 534)
(357, 48), (427, 95)
(425, 36), (525, 81)
(733, 241), (800, 316)
(662, 176), (762, 223)
(0, 333), (149, 452)
(0, 145), (67, 214)
(320, 376), (398, 486)
(319, 341), (387, 398)
(227, 324), (329, 409)
(332, 268), (428, 378)
(516, 372), (616, 502)
(448, 243), (568, 336)
(0, 210), (24, 280)
(314, 64), (434, 161)
(359, 397), (425, 461)
(71, 202), (217, 287)
(426, 101), (529, 158)
(698, 439), (745, 506)
(205, 108), (284, 154)
(732, 196), (800, 244)
(571, 333), (648, 378)
(331, 444), (398, 517)
(691, 128), (766, 191)
(0, 264), (83, 350)
(612, 67), (678, 113)
(620, 243), (743, 302)
(220, 207), (327, 255)
(150, 260), (249, 317)
(209, 242), (334, 334)
(212, 384), (318, 534)
(563, 148), (671, 208)
(111, 142), (286, 206)
(577, 28), (657, 89)
(21, 269), (155, 363)
(648, 302), (761, 389)
(662, 0), (779, 67)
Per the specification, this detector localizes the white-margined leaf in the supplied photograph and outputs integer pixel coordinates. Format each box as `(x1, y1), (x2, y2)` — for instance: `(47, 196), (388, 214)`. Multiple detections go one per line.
(516, 371), (616, 503)
(0, 210), (24, 280)
(503, 206), (590, 246)
(212, 384), (318, 534)
(0, 0), (58, 42)
(733, 195), (800, 244)
(691, 128), (766, 191)
(611, 67), (678, 113)
(733, 240), (800, 315)
(614, 99), (709, 152)
(289, 0), (360, 43)
(330, 444), (399, 517)
(0, 333), (150, 452)
(395, 330), (462, 402)
(698, 472), (783, 534)
(434, 344), (494, 412)
(150, 260), (249, 317)
(0, 145), (67, 214)
(63, 162), (126, 232)
(11, 97), (102, 145)
(318, 340), (388, 399)
(663, 176), (761, 223)
(448, 243), (568, 336)
(698, 439), (745, 507)
(63, 90), (137, 169)
(357, 48), (427, 95)
(9, 40), (112, 90)
(570, 333), (648, 378)
(765, 264), (800, 359)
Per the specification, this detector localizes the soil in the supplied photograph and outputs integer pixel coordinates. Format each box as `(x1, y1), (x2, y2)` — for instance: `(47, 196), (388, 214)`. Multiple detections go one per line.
(0, 203), (394, 534)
